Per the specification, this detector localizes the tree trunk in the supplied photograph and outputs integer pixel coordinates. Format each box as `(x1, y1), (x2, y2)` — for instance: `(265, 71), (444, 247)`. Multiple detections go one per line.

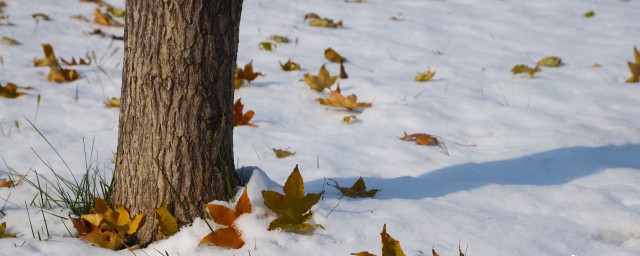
(114, 0), (243, 244)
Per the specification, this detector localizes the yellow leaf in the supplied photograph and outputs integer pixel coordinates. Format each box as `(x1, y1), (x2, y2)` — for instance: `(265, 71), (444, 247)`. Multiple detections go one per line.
(315, 84), (372, 111)
(330, 177), (380, 198)
(352, 252), (377, 256)
(342, 115), (358, 124)
(258, 42), (276, 51)
(307, 16), (343, 28)
(93, 8), (123, 27)
(104, 97), (121, 108)
(34, 44), (79, 83)
(81, 213), (105, 227)
(233, 98), (258, 127)
(270, 35), (290, 43)
(0, 222), (16, 238)
(199, 226), (244, 248)
(154, 201), (178, 237)
(280, 59), (301, 71)
(261, 165), (324, 233)
(32, 13), (50, 21)
(272, 148), (295, 159)
(0, 179), (12, 187)
(106, 6), (125, 18)
(301, 64), (339, 92)
(414, 69), (436, 82)
(537, 56), (562, 67)
(325, 48), (346, 63)
(84, 227), (124, 250)
(510, 64), (540, 78)
(381, 224), (406, 256)
(626, 46), (640, 83)
(0, 83), (26, 99)
(1, 36), (19, 46)
(583, 10), (595, 18)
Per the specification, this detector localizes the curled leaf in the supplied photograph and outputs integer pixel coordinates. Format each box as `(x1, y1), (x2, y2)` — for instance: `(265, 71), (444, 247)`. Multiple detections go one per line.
(34, 44), (79, 83)
(207, 187), (252, 226)
(414, 69), (436, 82)
(381, 224), (406, 256)
(0, 222), (17, 238)
(84, 227), (123, 250)
(301, 64), (339, 92)
(510, 64), (540, 78)
(32, 13), (50, 21)
(325, 48), (346, 63)
(61, 57), (91, 66)
(104, 97), (121, 108)
(272, 148), (295, 159)
(154, 201), (178, 237)
(259, 42), (276, 51)
(270, 35), (290, 43)
(315, 84), (371, 111)
(0, 83), (26, 99)
(280, 59), (301, 71)
(342, 115), (358, 124)
(537, 56), (562, 67)
(70, 216), (93, 237)
(93, 8), (123, 27)
(340, 63), (349, 79)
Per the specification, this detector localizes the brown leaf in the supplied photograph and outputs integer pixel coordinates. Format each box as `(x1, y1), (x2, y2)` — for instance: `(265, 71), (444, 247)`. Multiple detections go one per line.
(280, 59), (301, 71)
(93, 8), (123, 27)
(198, 226), (244, 249)
(272, 148), (295, 158)
(330, 177), (380, 198)
(399, 131), (439, 146)
(0, 83), (27, 99)
(315, 84), (372, 111)
(154, 201), (178, 237)
(381, 224), (406, 256)
(207, 187), (252, 226)
(34, 44), (79, 83)
(61, 57), (91, 66)
(301, 64), (339, 92)
(626, 46), (640, 83)
(0, 222), (17, 238)
(84, 227), (124, 250)
(325, 48), (346, 63)
(236, 61), (264, 84)
(352, 252), (377, 256)
(1, 36), (19, 46)
(0, 179), (13, 187)
(233, 98), (258, 127)
(70, 216), (93, 237)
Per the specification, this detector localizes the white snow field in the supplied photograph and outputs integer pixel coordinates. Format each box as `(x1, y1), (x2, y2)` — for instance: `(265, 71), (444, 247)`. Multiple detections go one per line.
(1, 0), (640, 255)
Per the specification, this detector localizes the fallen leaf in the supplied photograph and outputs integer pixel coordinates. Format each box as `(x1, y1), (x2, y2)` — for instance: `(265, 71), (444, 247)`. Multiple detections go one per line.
(340, 63), (349, 79)
(399, 131), (439, 146)
(381, 224), (406, 256)
(94, 8), (123, 27)
(70, 216), (93, 237)
(84, 227), (123, 250)
(81, 198), (145, 235)
(154, 201), (178, 237)
(0, 83), (26, 99)
(626, 46), (639, 83)
(591, 63), (601, 68)
(259, 41), (276, 51)
(315, 84), (372, 111)
(537, 56), (562, 67)
(330, 177), (380, 198)
(34, 44), (79, 83)
(342, 115), (358, 124)
(584, 10), (595, 18)
(199, 226), (244, 249)
(233, 98), (258, 127)
(0, 179), (13, 187)
(71, 14), (90, 22)
(325, 48), (346, 63)
(61, 57), (91, 66)
(0, 222), (16, 238)
(236, 61), (264, 88)
(262, 165), (324, 233)
(510, 64), (540, 78)
(272, 148), (295, 159)
(106, 6), (125, 18)
(206, 187), (252, 227)
(104, 97), (121, 108)
(270, 35), (290, 43)
(32, 13), (50, 21)
(280, 59), (301, 71)
(1, 36), (18, 45)
(432, 248), (440, 256)
(352, 252), (377, 256)
(414, 69), (436, 82)
(301, 64), (339, 92)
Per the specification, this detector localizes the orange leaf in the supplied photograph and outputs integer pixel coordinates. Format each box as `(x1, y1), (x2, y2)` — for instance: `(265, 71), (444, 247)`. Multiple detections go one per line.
(233, 98), (258, 127)
(207, 187), (252, 226)
(315, 84), (372, 111)
(236, 61), (264, 84)
(399, 132), (439, 146)
(83, 227), (124, 250)
(0, 179), (13, 187)
(93, 8), (123, 27)
(381, 224), (406, 256)
(70, 216), (93, 237)
(199, 226), (244, 248)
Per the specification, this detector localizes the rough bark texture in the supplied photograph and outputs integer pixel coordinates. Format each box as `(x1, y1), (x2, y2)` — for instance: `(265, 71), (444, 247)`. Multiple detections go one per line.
(114, 0), (243, 244)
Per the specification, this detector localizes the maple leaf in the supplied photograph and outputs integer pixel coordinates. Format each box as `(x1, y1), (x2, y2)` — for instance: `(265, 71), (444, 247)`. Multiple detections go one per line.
(0, 83), (27, 99)
(325, 48), (346, 64)
(233, 98), (258, 127)
(400, 132), (449, 155)
(93, 8), (123, 27)
(381, 224), (406, 256)
(70, 216), (93, 237)
(0, 222), (16, 238)
(236, 61), (264, 84)
(330, 177), (380, 198)
(272, 148), (295, 159)
(154, 202), (178, 237)
(626, 46), (640, 83)
(61, 57), (91, 66)
(280, 59), (301, 71)
(316, 84), (372, 111)
(34, 44), (79, 83)
(262, 165), (324, 233)
(301, 64), (339, 92)
(200, 187), (251, 248)
(537, 56), (562, 67)
(414, 69), (436, 82)
(81, 198), (145, 235)
(511, 64), (541, 78)
(84, 227), (124, 250)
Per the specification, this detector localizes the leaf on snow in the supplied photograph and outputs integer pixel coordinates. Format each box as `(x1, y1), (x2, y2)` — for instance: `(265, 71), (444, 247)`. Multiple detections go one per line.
(340, 63), (349, 79)
(233, 98), (258, 127)
(0, 222), (16, 238)
(235, 61), (264, 89)
(259, 41), (276, 51)
(301, 64), (339, 92)
(510, 64), (540, 78)
(351, 252), (377, 256)
(315, 84), (372, 111)
(280, 59), (301, 71)
(414, 69), (436, 82)
(93, 8), (123, 27)
(61, 57), (91, 66)
(330, 177), (380, 198)
(305, 13), (343, 28)
(84, 227), (124, 250)
(0, 83), (27, 99)
(34, 44), (79, 83)
(626, 46), (640, 83)
(1, 36), (19, 45)
(270, 35), (290, 43)
(272, 148), (295, 159)
(0, 179), (13, 187)
(325, 48), (346, 63)
(537, 56), (562, 67)
(199, 226), (245, 249)
(154, 201), (178, 237)
(261, 165), (324, 233)
(380, 224), (406, 256)
(200, 187), (251, 248)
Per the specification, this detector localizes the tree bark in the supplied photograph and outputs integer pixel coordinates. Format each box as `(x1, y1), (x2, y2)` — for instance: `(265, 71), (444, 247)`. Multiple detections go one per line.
(114, 0), (243, 244)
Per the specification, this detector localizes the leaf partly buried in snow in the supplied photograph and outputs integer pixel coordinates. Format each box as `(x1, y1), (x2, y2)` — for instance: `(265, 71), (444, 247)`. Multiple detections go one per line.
(351, 252), (377, 256)
(70, 216), (93, 237)
(330, 177), (380, 198)
(315, 84), (371, 111)
(0, 83), (27, 99)
(104, 97), (121, 108)
(262, 165), (324, 233)
(233, 98), (258, 127)
(0, 179), (13, 187)
(61, 57), (91, 66)
(1, 36), (19, 45)
(510, 64), (540, 78)
(84, 227), (123, 250)
(0, 222), (16, 238)
(301, 64), (339, 92)
(399, 131), (440, 146)
(272, 148), (295, 158)
(235, 61), (264, 89)
(280, 59), (301, 71)
(199, 226), (244, 249)
(200, 187), (251, 248)
(154, 201), (178, 237)
(94, 8), (123, 27)
(325, 48), (346, 64)
(626, 46), (640, 83)
(537, 56), (562, 67)
(34, 44), (79, 83)
(414, 69), (436, 82)
(305, 13), (343, 28)
(259, 41), (276, 51)
(342, 115), (358, 124)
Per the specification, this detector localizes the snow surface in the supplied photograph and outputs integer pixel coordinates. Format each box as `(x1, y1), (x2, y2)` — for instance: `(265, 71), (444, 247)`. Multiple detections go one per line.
(1, 0), (640, 255)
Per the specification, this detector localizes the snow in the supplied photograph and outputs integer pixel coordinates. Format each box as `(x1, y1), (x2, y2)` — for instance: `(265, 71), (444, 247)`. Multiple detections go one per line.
(1, 0), (640, 255)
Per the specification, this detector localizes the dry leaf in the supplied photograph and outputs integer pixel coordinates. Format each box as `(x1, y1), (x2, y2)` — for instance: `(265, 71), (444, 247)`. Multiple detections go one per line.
(340, 63), (349, 79)
(32, 13), (50, 21)
(61, 57), (91, 66)
(0, 222), (17, 238)
(0, 83), (26, 99)
(537, 56), (562, 67)
(34, 44), (79, 83)
(1, 36), (18, 45)
(305, 13), (343, 28)
(399, 131), (440, 146)
(259, 42), (276, 51)
(235, 61), (264, 89)
(0, 179), (13, 187)
(270, 35), (290, 43)
(84, 227), (123, 250)
(432, 248), (440, 256)
(200, 187), (251, 248)
(262, 165), (324, 233)
(330, 177), (380, 198)
(414, 69), (436, 82)
(280, 59), (301, 71)
(325, 48), (346, 63)
(352, 252), (377, 256)
(104, 97), (121, 108)
(591, 63), (601, 68)
(199, 226), (244, 249)
(272, 148), (295, 158)
(316, 84), (372, 111)
(381, 224), (406, 256)
(626, 46), (639, 83)
(511, 64), (540, 78)
(584, 10), (595, 18)
(342, 115), (358, 124)
(154, 202), (178, 237)
(80, 198), (145, 236)
(106, 6), (125, 18)
(70, 216), (93, 237)
(301, 64), (339, 92)
(233, 98), (258, 127)
(93, 8), (123, 27)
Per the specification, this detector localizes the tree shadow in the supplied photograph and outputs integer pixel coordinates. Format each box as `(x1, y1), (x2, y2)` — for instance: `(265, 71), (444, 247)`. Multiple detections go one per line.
(305, 144), (640, 200)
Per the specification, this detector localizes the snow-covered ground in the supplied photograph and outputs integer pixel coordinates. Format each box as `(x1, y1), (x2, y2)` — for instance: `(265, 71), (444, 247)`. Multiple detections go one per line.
(1, 0), (640, 255)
